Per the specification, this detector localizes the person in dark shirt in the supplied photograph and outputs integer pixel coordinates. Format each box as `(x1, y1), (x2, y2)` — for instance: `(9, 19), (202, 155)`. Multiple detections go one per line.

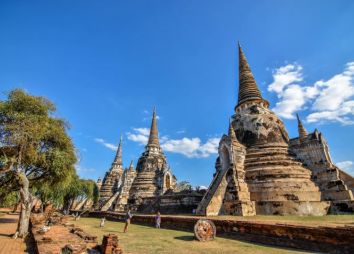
(123, 209), (133, 233)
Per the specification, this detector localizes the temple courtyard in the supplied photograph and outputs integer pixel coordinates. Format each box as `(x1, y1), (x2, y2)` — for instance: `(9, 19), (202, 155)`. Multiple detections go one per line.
(0, 209), (353, 253)
(72, 216), (353, 254)
(74, 217), (303, 254)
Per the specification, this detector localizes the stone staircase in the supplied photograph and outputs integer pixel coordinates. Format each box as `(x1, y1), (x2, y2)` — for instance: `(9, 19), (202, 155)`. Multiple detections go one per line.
(243, 144), (330, 215)
(196, 170), (226, 215)
(101, 191), (120, 211)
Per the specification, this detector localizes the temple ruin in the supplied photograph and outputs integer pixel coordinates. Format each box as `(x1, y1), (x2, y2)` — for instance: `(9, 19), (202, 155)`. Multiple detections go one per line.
(96, 108), (203, 213)
(197, 43), (354, 216)
(128, 108), (177, 205)
(95, 44), (353, 216)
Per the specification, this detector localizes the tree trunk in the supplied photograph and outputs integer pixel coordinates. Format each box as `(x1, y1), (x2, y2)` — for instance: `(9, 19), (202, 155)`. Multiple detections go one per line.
(16, 171), (33, 238)
(63, 196), (72, 213)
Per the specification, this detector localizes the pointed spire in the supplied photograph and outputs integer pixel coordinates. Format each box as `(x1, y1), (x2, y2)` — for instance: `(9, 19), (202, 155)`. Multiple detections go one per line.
(228, 119), (237, 142)
(112, 135), (123, 167)
(147, 107), (160, 147)
(296, 113), (308, 143)
(128, 160), (134, 171)
(237, 42), (265, 106)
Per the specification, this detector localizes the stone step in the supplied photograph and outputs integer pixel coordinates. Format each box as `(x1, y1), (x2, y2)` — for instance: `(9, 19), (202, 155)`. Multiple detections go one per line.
(245, 162), (309, 172)
(246, 150), (291, 158)
(248, 184), (320, 193)
(246, 179), (318, 189)
(245, 155), (299, 163)
(245, 167), (312, 180)
(245, 159), (303, 168)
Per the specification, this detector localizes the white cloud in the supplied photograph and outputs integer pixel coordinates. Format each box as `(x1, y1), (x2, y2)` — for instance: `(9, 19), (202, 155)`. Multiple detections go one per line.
(133, 128), (150, 136)
(307, 62), (354, 124)
(126, 128), (150, 145)
(94, 138), (118, 151)
(268, 63), (314, 119)
(268, 62), (354, 124)
(307, 100), (354, 125)
(76, 165), (96, 173)
(312, 63), (354, 111)
(127, 128), (219, 158)
(336, 160), (354, 175)
(271, 84), (307, 119)
(337, 160), (353, 169)
(194, 185), (208, 190)
(198, 138), (220, 157)
(161, 137), (218, 158)
(162, 138), (202, 158)
(268, 63), (303, 94)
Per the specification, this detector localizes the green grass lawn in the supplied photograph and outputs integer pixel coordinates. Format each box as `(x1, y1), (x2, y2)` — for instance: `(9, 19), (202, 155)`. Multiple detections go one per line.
(74, 217), (313, 254)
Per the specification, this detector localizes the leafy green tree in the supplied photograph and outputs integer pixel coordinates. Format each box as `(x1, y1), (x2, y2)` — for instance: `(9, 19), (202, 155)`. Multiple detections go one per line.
(0, 89), (77, 237)
(62, 177), (99, 212)
(33, 175), (99, 212)
(0, 190), (19, 208)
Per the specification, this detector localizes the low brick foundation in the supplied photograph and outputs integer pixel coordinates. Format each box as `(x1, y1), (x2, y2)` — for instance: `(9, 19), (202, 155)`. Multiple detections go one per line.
(102, 234), (123, 254)
(31, 213), (100, 254)
(84, 211), (353, 254)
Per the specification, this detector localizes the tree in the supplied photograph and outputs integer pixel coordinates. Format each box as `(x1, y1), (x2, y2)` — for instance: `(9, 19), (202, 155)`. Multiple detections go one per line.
(61, 177), (99, 212)
(32, 175), (99, 213)
(0, 89), (77, 237)
(0, 190), (19, 208)
(176, 181), (192, 191)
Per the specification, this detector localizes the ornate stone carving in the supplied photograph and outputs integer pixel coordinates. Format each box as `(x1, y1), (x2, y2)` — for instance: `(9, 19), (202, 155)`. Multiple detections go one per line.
(194, 219), (216, 242)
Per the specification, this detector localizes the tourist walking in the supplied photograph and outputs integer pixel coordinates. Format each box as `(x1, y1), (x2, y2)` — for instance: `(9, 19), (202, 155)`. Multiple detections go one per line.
(123, 209), (133, 233)
(155, 211), (161, 229)
(100, 217), (106, 227)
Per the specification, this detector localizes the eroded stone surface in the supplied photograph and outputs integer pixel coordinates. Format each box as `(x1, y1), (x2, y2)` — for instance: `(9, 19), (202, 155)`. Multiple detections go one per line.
(102, 234), (123, 254)
(289, 126), (354, 212)
(194, 219), (216, 241)
(197, 124), (255, 216)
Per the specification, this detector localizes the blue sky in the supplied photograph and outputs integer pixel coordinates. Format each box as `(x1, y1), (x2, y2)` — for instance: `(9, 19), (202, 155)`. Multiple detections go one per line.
(1, 1), (354, 187)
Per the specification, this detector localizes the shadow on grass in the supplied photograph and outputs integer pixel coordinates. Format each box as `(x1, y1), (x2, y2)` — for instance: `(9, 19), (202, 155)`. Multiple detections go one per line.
(174, 235), (195, 241)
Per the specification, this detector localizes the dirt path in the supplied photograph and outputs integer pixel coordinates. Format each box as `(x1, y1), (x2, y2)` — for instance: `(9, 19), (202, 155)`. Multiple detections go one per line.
(0, 213), (27, 254)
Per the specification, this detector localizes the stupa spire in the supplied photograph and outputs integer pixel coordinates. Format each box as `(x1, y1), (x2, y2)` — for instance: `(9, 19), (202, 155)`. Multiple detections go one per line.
(228, 119), (237, 142)
(147, 107), (160, 147)
(297, 113), (308, 143)
(128, 160), (134, 171)
(237, 42), (264, 106)
(112, 135), (123, 170)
